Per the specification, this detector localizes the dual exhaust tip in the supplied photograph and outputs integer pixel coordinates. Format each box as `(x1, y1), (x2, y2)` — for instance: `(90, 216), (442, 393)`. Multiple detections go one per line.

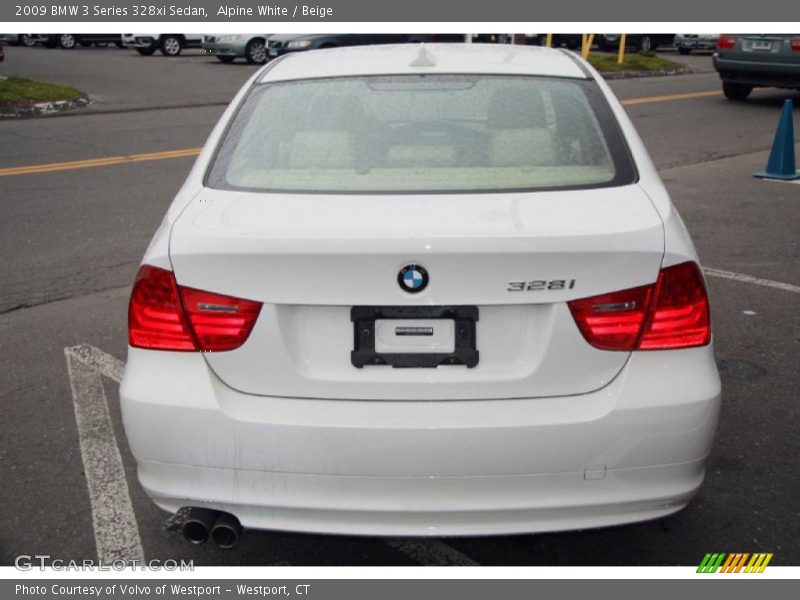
(181, 507), (242, 549)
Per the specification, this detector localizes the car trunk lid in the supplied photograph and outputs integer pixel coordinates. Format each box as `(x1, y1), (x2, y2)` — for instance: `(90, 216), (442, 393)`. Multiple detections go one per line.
(169, 184), (664, 400)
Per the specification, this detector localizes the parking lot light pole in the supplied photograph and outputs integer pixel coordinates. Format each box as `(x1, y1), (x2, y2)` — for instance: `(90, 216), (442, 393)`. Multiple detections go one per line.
(618, 34), (627, 64)
(582, 34), (595, 59)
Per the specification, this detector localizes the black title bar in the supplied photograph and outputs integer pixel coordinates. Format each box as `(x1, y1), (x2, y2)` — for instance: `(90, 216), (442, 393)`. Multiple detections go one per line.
(3, 0), (797, 22)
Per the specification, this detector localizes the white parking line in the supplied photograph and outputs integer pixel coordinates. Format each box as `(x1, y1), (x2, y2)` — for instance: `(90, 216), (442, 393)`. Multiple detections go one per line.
(67, 344), (126, 382)
(64, 345), (480, 566)
(64, 345), (144, 564)
(703, 267), (800, 294)
(384, 539), (480, 566)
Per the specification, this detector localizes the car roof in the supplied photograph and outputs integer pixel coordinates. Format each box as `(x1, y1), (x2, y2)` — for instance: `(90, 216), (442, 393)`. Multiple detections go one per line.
(258, 43), (589, 83)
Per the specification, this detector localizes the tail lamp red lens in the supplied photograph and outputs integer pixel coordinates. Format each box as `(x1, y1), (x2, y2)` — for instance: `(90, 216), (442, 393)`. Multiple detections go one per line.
(791, 38), (800, 52)
(568, 262), (710, 351)
(717, 36), (737, 50)
(128, 265), (262, 352)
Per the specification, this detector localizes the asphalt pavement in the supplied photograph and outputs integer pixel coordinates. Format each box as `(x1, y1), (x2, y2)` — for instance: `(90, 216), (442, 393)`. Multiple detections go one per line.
(0, 43), (798, 567)
(0, 44), (258, 113)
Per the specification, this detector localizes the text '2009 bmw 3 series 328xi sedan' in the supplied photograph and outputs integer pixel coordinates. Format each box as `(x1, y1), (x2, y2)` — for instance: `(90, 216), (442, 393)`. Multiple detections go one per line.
(120, 43), (721, 544)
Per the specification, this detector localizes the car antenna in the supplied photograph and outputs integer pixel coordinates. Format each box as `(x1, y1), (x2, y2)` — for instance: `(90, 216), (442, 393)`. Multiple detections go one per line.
(410, 43), (436, 67)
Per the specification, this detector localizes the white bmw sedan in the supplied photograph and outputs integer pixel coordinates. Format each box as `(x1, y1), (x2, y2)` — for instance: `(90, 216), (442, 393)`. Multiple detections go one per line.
(121, 43), (720, 545)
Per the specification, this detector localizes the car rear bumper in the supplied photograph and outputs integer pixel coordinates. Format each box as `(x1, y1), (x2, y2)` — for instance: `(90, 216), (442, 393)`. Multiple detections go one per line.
(202, 41), (247, 56)
(136, 457), (705, 536)
(120, 345), (721, 536)
(124, 36), (157, 48)
(267, 46), (304, 58)
(714, 54), (800, 88)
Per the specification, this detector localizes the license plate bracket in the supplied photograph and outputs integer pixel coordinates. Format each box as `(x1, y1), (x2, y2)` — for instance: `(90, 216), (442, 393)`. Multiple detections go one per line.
(351, 306), (479, 368)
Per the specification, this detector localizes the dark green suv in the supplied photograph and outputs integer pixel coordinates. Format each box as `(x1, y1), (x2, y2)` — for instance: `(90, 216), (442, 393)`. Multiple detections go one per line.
(713, 34), (800, 100)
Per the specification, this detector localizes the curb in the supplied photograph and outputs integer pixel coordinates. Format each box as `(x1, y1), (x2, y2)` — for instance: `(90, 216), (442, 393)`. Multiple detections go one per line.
(0, 95), (91, 119)
(602, 66), (693, 80)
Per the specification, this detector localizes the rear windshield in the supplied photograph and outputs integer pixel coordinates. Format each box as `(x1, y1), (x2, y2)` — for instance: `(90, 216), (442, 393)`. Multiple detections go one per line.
(206, 74), (636, 194)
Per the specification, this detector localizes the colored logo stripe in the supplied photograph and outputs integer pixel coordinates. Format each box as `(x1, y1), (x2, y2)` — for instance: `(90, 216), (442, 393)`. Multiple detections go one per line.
(745, 553), (773, 573)
(721, 553), (749, 573)
(697, 553), (726, 573)
(697, 552), (773, 573)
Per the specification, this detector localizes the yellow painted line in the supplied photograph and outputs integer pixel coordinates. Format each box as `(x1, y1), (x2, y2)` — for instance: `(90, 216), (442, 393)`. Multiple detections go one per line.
(621, 90), (722, 106)
(0, 147), (202, 177)
(0, 90), (725, 178)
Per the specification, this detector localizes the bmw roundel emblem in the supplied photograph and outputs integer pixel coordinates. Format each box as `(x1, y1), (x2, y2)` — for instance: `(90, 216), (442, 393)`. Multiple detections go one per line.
(398, 264), (429, 293)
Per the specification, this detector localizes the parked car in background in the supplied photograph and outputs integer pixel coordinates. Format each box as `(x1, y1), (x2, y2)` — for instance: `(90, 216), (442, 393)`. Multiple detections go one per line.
(266, 33), (463, 58)
(713, 34), (800, 100)
(597, 34), (676, 52)
(0, 34), (39, 46)
(15, 34), (51, 47)
(202, 34), (270, 64)
(525, 34), (675, 53)
(472, 34), (513, 44)
(674, 34), (720, 54)
(22, 34), (123, 49)
(122, 34), (203, 56)
(526, 34), (584, 49)
(0, 34), (25, 46)
(75, 34), (123, 47)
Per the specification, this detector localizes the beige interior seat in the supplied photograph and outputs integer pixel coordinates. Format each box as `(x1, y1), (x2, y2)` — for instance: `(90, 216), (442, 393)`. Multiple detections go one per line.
(385, 145), (457, 168)
(487, 89), (558, 167)
(288, 132), (354, 169)
(489, 129), (558, 167)
(287, 94), (363, 169)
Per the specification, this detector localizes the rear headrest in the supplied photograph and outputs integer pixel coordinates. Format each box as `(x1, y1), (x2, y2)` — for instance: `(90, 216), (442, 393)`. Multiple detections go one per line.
(488, 129), (558, 167)
(487, 89), (547, 129)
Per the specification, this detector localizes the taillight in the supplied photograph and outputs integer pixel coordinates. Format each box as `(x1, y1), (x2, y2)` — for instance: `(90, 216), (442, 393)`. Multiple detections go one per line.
(790, 38), (800, 52)
(128, 265), (262, 352)
(567, 284), (654, 351)
(638, 262), (711, 349)
(179, 286), (262, 351)
(717, 35), (737, 50)
(568, 262), (710, 351)
(129, 265), (196, 351)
